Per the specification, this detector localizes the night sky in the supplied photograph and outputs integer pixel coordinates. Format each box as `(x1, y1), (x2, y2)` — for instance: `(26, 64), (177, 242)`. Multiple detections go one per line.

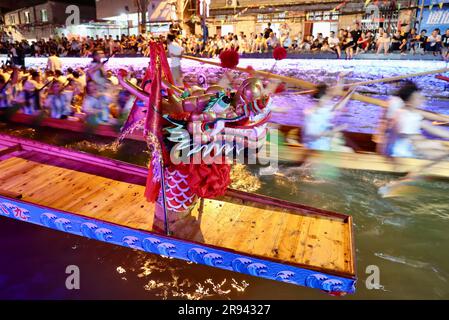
(1, 0), (97, 11)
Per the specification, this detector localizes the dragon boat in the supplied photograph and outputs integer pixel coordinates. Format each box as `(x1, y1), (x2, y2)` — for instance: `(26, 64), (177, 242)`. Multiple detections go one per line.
(0, 41), (358, 295)
(0, 132), (356, 295)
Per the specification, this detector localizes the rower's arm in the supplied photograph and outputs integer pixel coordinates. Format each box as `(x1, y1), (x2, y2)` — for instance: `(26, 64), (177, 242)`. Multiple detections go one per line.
(422, 121), (449, 139)
(117, 70), (149, 104)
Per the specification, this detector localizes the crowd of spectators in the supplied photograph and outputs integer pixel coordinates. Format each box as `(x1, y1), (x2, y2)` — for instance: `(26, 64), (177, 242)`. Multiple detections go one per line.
(1, 21), (449, 62)
(185, 23), (449, 60)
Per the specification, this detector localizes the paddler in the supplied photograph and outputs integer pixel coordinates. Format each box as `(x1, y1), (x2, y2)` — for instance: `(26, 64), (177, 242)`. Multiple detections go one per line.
(0, 74), (11, 108)
(87, 50), (109, 89)
(44, 80), (71, 119)
(388, 81), (449, 159)
(302, 82), (351, 152)
(18, 70), (43, 115)
(82, 80), (112, 124)
(376, 90), (406, 156)
(379, 82), (449, 197)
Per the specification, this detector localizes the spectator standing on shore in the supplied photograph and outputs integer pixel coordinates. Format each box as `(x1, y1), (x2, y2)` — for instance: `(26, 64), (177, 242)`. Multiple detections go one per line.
(264, 23), (273, 39)
(279, 22), (291, 38)
(167, 34), (184, 86)
(47, 51), (62, 72)
(70, 38), (81, 56)
(350, 22), (362, 44)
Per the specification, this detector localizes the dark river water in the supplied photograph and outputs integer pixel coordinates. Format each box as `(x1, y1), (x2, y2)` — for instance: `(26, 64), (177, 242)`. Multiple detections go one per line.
(1, 121), (449, 300)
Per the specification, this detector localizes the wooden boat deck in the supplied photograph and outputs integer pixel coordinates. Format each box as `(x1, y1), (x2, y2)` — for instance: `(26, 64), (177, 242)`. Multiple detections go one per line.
(0, 136), (354, 279)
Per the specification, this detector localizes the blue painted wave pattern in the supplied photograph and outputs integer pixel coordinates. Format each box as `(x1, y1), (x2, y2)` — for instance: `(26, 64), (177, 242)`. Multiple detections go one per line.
(187, 248), (224, 267)
(0, 196), (356, 294)
(40, 213), (72, 232)
(276, 271), (297, 284)
(232, 258), (268, 277)
(142, 237), (176, 257)
(122, 236), (141, 249)
(80, 222), (113, 241)
(305, 274), (345, 293)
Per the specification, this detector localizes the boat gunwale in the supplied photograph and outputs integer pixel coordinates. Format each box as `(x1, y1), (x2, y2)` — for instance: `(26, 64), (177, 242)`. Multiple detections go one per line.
(0, 133), (148, 178)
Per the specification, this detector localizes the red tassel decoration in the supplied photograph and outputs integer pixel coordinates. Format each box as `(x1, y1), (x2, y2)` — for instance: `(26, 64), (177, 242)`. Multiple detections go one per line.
(219, 49), (240, 69)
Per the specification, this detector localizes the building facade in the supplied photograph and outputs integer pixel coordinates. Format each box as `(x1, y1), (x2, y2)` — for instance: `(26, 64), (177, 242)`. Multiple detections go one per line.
(3, 1), (96, 40)
(206, 0), (420, 38)
(95, 0), (195, 35)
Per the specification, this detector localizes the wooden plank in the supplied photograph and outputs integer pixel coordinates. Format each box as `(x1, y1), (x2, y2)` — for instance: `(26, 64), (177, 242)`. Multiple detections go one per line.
(0, 188), (22, 199)
(215, 203), (262, 249)
(273, 213), (307, 263)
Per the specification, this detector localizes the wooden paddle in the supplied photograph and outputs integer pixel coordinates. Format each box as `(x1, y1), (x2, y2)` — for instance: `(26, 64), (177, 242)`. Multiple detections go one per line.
(343, 68), (449, 88)
(432, 121), (449, 126)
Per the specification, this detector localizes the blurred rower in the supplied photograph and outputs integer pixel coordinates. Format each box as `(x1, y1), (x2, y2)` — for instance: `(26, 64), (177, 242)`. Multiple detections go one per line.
(18, 70), (43, 114)
(87, 50), (108, 88)
(82, 80), (112, 124)
(0, 75), (11, 108)
(302, 82), (350, 152)
(389, 81), (449, 158)
(44, 81), (71, 119)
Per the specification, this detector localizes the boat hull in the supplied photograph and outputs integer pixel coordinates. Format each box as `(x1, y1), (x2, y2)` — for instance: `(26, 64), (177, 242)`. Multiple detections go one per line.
(0, 133), (357, 295)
